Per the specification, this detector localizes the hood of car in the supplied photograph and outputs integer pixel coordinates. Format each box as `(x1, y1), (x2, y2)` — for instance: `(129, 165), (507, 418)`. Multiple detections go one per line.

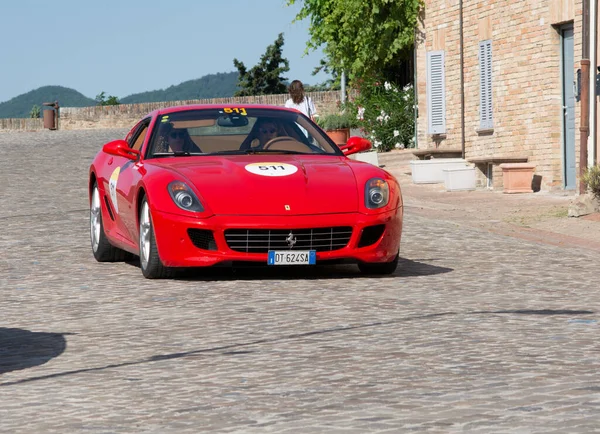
(158, 155), (360, 215)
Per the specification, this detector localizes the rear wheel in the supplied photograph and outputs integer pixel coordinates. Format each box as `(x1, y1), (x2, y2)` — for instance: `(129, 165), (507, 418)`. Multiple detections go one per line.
(139, 197), (174, 279)
(358, 252), (399, 275)
(90, 182), (131, 262)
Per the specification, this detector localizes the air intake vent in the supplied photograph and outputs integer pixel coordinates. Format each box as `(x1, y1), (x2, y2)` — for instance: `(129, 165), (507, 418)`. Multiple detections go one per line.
(187, 229), (217, 250)
(357, 224), (385, 248)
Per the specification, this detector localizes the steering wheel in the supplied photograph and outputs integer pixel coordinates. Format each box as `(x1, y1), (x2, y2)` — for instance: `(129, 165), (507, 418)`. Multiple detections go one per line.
(262, 136), (296, 150)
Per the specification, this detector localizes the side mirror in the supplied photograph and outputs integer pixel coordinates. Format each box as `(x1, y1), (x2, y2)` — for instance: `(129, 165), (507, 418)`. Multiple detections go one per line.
(103, 140), (140, 161)
(339, 136), (372, 156)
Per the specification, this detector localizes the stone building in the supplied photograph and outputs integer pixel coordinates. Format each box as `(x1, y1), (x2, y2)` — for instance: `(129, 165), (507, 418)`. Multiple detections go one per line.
(415, 0), (599, 191)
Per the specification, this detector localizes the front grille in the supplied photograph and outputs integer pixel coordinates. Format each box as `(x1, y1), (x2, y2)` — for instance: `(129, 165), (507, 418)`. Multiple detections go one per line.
(224, 227), (353, 253)
(187, 229), (217, 250)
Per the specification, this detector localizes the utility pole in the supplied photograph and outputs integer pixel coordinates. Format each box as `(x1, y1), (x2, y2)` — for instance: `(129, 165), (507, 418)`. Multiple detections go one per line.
(580, 0), (590, 194)
(340, 70), (346, 105)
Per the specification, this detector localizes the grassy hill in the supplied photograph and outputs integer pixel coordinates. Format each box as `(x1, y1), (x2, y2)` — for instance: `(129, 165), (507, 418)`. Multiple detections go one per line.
(0, 86), (96, 118)
(120, 72), (240, 104)
(0, 72), (241, 119)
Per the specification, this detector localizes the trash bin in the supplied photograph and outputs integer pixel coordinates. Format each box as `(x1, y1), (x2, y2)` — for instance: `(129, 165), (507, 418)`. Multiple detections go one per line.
(42, 101), (59, 130)
(43, 108), (55, 129)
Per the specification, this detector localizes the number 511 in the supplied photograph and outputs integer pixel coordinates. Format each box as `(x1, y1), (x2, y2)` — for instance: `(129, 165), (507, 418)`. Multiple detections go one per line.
(224, 107), (247, 116)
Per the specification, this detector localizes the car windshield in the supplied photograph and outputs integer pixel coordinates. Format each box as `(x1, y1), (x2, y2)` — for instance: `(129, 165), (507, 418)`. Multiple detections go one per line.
(146, 107), (343, 158)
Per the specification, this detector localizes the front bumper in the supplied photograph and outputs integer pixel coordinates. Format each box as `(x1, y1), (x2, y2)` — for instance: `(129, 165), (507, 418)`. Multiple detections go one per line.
(151, 208), (403, 267)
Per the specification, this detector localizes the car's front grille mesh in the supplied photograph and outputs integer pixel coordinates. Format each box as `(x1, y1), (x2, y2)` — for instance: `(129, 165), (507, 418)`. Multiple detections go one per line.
(224, 227), (353, 253)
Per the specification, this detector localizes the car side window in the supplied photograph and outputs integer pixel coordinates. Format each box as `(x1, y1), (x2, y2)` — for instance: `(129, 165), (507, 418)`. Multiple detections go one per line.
(128, 118), (151, 151)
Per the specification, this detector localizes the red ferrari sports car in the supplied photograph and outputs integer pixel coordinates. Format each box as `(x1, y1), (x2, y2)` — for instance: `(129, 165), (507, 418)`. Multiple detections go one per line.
(89, 105), (403, 278)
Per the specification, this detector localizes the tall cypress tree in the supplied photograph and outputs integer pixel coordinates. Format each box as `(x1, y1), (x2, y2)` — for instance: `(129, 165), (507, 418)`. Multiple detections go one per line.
(233, 33), (290, 96)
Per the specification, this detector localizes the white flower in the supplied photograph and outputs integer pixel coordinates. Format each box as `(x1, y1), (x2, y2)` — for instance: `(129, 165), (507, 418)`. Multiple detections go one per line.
(395, 142), (405, 149)
(356, 107), (365, 120)
(373, 140), (382, 148)
(393, 130), (400, 137)
(377, 110), (390, 123)
(395, 143), (401, 148)
(384, 81), (392, 91)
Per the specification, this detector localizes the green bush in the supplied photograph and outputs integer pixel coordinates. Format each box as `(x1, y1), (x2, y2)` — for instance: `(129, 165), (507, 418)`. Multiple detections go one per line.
(346, 77), (415, 152)
(315, 108), (358, 131)
(95, 91), (120, 106)
(583, 165), (600, 198)
(29, 105), (41, 119)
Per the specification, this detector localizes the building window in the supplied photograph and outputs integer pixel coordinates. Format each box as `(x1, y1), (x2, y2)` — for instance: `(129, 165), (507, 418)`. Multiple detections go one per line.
(479, 40), (493, 130)
(427, 50), (446, 135)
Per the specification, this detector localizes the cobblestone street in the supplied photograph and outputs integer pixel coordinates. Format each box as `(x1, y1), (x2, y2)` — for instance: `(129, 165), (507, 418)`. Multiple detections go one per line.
(1, 130), (599, 433)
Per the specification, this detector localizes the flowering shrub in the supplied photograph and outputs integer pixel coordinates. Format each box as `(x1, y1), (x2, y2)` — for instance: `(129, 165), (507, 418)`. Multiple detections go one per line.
(583, 165), (600, 199)
(348, 77), (415, 152)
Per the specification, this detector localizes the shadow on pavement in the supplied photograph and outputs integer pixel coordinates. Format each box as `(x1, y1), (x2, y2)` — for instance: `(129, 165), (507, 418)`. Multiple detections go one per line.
(123, 257), (453, 281)
(396, 257), (453, 277)
(0, 328), (68, 374)
(1, 309), (593, 387)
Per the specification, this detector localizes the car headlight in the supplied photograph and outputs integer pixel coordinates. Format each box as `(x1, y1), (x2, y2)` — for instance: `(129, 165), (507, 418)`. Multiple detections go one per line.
(365, 178), (389, 209)
(168, 181), (204, 212)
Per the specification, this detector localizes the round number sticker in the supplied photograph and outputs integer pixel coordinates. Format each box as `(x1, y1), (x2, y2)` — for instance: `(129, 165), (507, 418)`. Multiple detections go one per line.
(245, 162), (298, 177)
(108, 167), (121, 213)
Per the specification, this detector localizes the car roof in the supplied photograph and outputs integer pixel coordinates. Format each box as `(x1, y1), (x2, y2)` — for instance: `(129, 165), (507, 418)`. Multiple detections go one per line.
(147, 104), (298, 118)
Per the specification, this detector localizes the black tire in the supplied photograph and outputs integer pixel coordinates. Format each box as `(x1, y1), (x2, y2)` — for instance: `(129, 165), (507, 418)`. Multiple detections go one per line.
(90, 182), (132, 262)
(138, 197), (174, 279)
(357, 252), (399, 275)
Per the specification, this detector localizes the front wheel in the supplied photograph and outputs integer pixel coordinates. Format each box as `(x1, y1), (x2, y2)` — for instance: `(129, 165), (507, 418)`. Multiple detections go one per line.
(139, 197), (174, 279)
(357, 252), (399, 275)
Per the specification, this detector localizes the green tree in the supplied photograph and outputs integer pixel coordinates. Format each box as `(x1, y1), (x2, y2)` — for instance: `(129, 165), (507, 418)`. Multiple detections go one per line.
(95, 91), (120, 106)
(233, 33), (290, 96)
(287, 0), (422, 82)
(29, 104), (41, 118)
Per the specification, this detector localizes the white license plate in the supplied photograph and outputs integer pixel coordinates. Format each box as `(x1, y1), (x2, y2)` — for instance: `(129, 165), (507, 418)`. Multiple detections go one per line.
(267, 250), (316, 265)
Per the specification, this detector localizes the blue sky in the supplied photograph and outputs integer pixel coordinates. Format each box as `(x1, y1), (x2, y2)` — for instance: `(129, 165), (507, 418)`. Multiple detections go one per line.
(1, 0), (329, 103)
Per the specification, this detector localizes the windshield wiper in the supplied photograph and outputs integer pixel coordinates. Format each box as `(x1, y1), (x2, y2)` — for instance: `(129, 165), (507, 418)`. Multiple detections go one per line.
(207, 149), (255, 156)
(207, 149), (306, 156)
(251, 149), (306, 154)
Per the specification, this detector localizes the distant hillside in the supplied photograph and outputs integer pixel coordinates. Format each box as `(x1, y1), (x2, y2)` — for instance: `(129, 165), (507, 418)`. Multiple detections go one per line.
(120, 71), (240, 104)
(0, 72), (241, 118)
(0, 86), (96, 118)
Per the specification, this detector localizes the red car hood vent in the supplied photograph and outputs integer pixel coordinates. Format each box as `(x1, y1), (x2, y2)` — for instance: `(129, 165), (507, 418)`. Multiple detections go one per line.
(166, 156), (359, 215)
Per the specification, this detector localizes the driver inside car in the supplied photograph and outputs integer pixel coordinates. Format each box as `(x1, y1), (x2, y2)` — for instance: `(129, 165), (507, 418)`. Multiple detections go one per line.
(155, 122), (202, 154)
(241, 118), (284, 150)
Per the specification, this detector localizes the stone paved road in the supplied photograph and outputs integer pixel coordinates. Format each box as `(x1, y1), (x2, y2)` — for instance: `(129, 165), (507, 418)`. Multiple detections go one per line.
(1, 130), (599, 433)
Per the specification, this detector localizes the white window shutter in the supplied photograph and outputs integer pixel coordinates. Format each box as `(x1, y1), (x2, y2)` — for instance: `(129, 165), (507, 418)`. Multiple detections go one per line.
(479, 40), (493, 129)
(427, 50), (446, 135)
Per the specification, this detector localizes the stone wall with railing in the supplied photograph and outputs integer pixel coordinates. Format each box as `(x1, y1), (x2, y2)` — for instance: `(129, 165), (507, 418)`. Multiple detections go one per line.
(0, 91), (343, 131)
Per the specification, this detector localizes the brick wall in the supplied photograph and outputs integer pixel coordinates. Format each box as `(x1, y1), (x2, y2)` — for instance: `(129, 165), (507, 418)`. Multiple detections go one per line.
(416, 0), (580, 191)
(0, 91), (343, 132)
